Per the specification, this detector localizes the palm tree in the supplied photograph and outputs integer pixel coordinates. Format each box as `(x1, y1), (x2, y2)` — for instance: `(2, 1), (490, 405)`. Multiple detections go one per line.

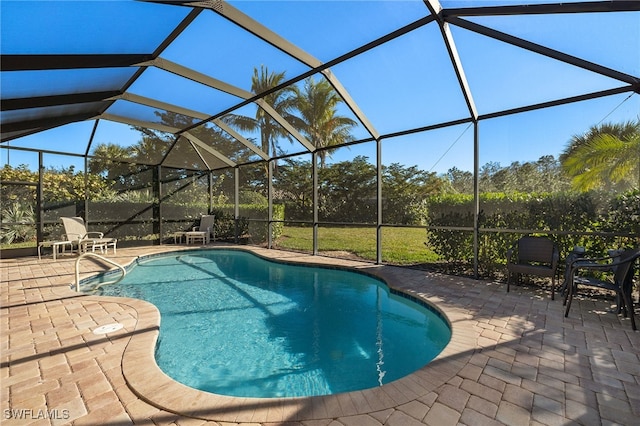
(224, 65), (297, 157)
(560, 120), (640, 192)
(290, 76), (357, 168)
(88, 143), (134, 182)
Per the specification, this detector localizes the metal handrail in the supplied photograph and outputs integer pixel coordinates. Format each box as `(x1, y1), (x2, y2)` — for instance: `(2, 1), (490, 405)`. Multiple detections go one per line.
(75, 252), (126, 292)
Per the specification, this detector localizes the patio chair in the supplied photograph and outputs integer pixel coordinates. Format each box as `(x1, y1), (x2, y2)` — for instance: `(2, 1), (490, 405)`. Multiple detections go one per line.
(506, 236), (559, 299)
(185, 214), (215, 244)
(60, 216), (117, 254)
(563, 246), (639, 330)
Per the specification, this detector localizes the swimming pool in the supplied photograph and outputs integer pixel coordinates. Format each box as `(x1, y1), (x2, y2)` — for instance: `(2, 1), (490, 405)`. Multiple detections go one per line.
(84, 249), (451, 398)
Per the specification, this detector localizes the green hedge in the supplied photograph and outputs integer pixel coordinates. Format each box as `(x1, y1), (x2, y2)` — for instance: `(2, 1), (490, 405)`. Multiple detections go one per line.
(212, 204), (285, 243)
(427, 190), (639, 277)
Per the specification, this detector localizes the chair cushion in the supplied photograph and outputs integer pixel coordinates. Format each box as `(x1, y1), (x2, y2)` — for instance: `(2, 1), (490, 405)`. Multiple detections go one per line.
(573, 276), (618, 292)
(507, 263), (555, 277)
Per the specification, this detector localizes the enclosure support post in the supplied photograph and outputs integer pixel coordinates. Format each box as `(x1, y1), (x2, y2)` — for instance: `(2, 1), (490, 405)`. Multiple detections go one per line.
(473, 121), (480, 279)
(154, 166), (162, 244)
(83, 120), (99, 227)
(267, 160), (273, 249)
(234, 167), (240, 243)
(208, 171), (214, 214)
(312, 151), (319, 256)
(376, 137), (383, 265)
(37, 152), (44, 244)
(83, 156), (89, 223)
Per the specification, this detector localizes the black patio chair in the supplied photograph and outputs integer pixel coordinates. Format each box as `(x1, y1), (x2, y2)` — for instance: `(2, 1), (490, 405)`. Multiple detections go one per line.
(563, 247), (640, 331)
(506, 236), (559, 299)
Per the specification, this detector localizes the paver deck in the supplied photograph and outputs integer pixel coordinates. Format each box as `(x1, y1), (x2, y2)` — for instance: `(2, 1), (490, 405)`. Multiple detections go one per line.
(1, 244), (639, 425)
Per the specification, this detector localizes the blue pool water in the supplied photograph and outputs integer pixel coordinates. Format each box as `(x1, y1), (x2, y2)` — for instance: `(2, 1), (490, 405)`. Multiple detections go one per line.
(84, 249), (451, 398)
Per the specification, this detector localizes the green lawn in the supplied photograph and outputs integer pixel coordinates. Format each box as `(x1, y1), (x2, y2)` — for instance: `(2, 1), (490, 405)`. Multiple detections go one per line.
(2, 227), (439, 266)
(0, 241), (36, 250)
(274, 226), (439, 265)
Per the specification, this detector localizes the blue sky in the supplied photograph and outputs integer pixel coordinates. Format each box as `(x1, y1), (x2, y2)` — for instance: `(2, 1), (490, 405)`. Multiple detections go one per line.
(2, 1), (639, 175)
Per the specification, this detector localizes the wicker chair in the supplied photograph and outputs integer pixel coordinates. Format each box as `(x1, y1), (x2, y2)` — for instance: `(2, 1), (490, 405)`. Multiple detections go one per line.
(506, 236), (559, 299)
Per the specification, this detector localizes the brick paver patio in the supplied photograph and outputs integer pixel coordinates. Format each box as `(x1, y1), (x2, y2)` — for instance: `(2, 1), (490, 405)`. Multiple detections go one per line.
(1, 244), (638, 425)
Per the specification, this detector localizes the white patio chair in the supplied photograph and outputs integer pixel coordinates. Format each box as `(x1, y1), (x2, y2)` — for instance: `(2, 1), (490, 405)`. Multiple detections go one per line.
(186, 214), (215, 244)
(60, 216), (117, 254)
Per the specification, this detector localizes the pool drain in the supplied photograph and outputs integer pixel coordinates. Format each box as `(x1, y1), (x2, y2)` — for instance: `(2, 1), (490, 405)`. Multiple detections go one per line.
(93, 323), (124, 334)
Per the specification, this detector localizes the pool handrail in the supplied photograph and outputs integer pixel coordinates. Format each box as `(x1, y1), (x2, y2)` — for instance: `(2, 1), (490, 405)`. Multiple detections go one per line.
(75, 252), (126, 292)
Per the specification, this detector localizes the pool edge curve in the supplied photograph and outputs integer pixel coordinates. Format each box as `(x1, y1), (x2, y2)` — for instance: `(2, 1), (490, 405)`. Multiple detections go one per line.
(83, 246), (477, 422)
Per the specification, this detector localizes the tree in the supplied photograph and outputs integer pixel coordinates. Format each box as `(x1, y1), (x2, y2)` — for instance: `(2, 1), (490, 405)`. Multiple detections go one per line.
(88, 143), (136, 186)
(224, 65), (297, 157)
(318, 156), (377, 222)
(535, 155), (569, 193)
(561, 120), (640, 192)
(289, 76), (357, 168)
(470, 156), (569, 194)
(272, 158), (313, 221)
(479, 161), (502, 192)
(444, 167), (473, 194)
(383, 163), (444, 224)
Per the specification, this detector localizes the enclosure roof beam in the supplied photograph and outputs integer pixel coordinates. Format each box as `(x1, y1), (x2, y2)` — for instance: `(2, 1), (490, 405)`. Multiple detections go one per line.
(147, 57), (253, 100)
(145, 57), (316, 154)
(1, 112), (99, 134)
(426, 0), (478, 121)
(210, 0), (381, 144)
(171, 0), (322, 68)
(321, 70), (380, 140)
(109, 93), (210, 121)
(99, 113), (181, 134)
(83, 8), (203, 154)
(186, 138), (212, 170)
(2, 91), (122, 111)
(443, 1), (640, 17)
(448, 17), (640, 86)
(1, 54), (155, 71)
(150, 0), (380, 145)
(478, 86), (638, 121)
(181, 133), (237, 168)
(211, 119), (270, 161)
(150, 58), (316, 153)
(100, 113), (239, 169)
(109, 93), (270, 162)
(254, 99), (316, 153)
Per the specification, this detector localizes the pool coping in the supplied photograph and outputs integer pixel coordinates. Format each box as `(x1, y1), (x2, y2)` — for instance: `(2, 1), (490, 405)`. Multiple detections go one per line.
(71, 246), (478, 422)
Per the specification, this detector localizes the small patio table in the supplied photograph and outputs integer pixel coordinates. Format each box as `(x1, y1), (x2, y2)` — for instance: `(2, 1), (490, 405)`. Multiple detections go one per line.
(185, 231), (208, 245)
(79, 238), (117, 254)
(38, 240), (74, 261)
(173, 231), (188, 244)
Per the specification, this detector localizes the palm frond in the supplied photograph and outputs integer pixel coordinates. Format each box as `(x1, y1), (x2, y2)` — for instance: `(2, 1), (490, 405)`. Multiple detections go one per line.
(563, 129), (640, 191)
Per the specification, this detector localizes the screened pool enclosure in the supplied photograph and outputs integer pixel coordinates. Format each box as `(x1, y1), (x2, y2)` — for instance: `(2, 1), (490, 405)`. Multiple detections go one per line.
(1, 1), (639, 275)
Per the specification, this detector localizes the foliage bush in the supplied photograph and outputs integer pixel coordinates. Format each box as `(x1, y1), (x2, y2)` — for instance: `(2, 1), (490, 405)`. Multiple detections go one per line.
(606, 190), (640, 236)
(1, 164), (114, 202)
(426, 190), (639, 277)
(3, 159), (636, 273)
(0, 202), (36, 244)
(213, 204), (284, 243)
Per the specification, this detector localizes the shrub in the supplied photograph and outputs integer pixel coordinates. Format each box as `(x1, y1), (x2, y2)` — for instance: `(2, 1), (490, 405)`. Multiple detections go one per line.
(1, 202), (36, 244)
(213, 204), (284, 243)
(426, 191), (638, 278)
